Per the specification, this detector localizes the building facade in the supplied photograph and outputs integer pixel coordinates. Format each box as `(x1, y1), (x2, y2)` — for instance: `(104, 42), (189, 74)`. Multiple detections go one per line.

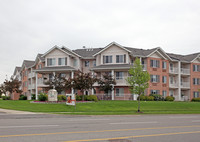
(13, 42), (200, 101)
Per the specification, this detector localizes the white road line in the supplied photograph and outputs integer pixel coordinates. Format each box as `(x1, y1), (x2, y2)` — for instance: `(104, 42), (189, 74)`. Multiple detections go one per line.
(192, 120), (200, 122)
(169, 116), (198, 119)
(68, 119), (110, 121)
(109, 121), (157, 125)
(0, 125), (59, 129)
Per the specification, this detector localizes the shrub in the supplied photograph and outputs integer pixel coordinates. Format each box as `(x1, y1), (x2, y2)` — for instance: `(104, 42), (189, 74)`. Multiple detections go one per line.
(138, 95), (154, 101)
(19, 95), (27, 100)
(86, 95), (98, 102)
(165, 96), (175, 101)
(146, 96), (154, 101)
(57, 95), (66, 101)
(149, 94), (165, 101)
(31, 94), (36, 100)
(2, 96), (10, 100)
(38, 93), (48, 101)
(76, 95), (82, 101)
(191, 98), (200, 102)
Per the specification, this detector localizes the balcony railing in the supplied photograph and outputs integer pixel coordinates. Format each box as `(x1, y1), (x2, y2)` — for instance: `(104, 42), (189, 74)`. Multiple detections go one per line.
(181, 68), (190, 75)
(181, 82), (190, 88)
(28, 72), (36, 78)
(169, 82), (178, 88)
(142, 64), (147, 71)
(28, 84), (35, 90)
(169, 67), (178, 74)
(115, 77), (128, 85)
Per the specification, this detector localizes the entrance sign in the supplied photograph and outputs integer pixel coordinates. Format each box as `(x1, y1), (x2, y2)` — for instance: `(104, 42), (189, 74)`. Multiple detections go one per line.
(48, 89), (58, 101)
(66, 94), (76, 106)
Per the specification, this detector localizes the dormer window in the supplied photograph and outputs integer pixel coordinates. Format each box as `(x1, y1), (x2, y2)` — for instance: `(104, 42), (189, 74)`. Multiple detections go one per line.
(47, 58), (56, 66)
(58, 58), (67, 66)
(116, 55), (126, 63)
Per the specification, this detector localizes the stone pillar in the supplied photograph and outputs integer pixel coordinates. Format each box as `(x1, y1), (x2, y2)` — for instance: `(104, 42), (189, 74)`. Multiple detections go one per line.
(111, 70), (114, 100)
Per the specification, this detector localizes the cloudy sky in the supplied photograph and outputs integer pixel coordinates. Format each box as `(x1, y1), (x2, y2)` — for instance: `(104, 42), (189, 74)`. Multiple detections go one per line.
(0, 0), (200, 83)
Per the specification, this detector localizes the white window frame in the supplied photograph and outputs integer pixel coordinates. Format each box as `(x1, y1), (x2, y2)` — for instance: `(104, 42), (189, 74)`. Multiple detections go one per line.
(47, 58), (56, 66)
(116, 88), (124, 96)
(116, 72), (124, 80)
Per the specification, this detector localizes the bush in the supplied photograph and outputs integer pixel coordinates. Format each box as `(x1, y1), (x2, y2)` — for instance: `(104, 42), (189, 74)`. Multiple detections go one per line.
(165, 96), (175, 101)
(86, 95), (98, 102)
(31, 94), (36, 100)
(38, 93), (48, 101)
(19, 95), (27, 100)
(57, 95), (66, 101)
(76, 95), (82, 101)
(191, 98), (200, 102)
(2, 96), (10, 100)
(138, 95), (155, 101)
(149, 94), (165, 101)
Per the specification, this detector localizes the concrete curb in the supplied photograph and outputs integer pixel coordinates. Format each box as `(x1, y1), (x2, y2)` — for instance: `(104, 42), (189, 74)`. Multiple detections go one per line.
(0, 108), (36, 114)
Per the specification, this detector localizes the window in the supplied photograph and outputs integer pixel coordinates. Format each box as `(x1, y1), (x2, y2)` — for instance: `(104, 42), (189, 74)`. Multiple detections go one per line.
(170, 76), (174, 84)
(193, 92), (200, 98)
(103, 55), (112, 63)
(38, 64), (42, 69)
(150, 60), (160, 68)
(162, 61), (167, 69)
(162, 76), (167, 83)
(151, 90), (160, 94)
(93, 60), (96, 66)
(170, 63), (173, 71)
(73, 59), (77, 67)
(47, 58), (56, 66)
(85, 61), (90, 67)
(116, 72), (123, 80)
(49, 74), (53, 81)
(116, 55), (126, 63)
(193, 65), (200, 72)
(193, 78), (200, 85)
(116, 88), (124, 96)
(60, 73), (66, 78)
(150, 75), (160, 83)
(170, 90), (174, 96)
(58, 58), (67, 66)
(162, 90), (167, 97)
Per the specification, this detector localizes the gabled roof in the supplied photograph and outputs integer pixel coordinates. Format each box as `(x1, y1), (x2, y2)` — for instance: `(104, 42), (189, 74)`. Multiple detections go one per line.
(61, 46), (81, 58)
(124, 47), (157, 57)
(73, 48), (103, 58)
(146, 47), (172, 61)
(37, 54), (45, 62)
(22, 60), (35, 69)
(93, 42), (131, 56)
(13, 66), (22, 75)
(167, 52), (200, 62)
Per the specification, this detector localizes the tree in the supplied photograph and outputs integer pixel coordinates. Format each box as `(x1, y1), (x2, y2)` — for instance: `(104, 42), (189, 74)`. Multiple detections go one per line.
(126, 58), (150, 112)
(4, 77), (22, 95)
(0, 84), (6, 98)
(72, 70), (97, 101)
(98, 73), (116, 98)
(44, 73), (65, 94)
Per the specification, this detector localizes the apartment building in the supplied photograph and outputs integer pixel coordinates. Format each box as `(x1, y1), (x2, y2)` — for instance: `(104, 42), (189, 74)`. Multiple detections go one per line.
(13, 42), (200, 101)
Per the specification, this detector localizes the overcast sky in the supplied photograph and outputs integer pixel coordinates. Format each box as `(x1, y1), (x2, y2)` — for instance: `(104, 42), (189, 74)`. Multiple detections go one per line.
(0, 0), (200, 83)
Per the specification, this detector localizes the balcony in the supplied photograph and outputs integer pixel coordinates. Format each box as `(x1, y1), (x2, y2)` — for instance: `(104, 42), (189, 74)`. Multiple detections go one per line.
(169, 67), (178, 74)
(115, 77), (128, 86)
(28, 72), (36, 78)
(181, 82), (190, 89)
(169, 82), (178, 88)
(142, 64), (147, 71)
(181, 68), (190, 75)
(37, 80), (49, 87)
(28, 84), (35, 90)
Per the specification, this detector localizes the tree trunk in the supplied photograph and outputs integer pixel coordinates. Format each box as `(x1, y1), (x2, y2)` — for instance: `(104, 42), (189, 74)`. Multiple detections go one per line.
(138, 94), (140, 112)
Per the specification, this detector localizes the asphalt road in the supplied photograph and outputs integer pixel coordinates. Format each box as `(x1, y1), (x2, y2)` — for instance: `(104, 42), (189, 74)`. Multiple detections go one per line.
(0, 111), (200, 142)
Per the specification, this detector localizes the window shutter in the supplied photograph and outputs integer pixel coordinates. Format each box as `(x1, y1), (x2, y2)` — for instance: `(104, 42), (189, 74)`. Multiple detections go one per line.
(157, 60), (160, 68)
(103, 56), (105, 64)
(124, 54), (126, 63)
(65, 57), (67, 65)
(150, 60), (153, 67)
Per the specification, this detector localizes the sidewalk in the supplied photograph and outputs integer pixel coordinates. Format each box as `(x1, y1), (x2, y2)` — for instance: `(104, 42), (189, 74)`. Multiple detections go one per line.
(0, 108), (36, 114)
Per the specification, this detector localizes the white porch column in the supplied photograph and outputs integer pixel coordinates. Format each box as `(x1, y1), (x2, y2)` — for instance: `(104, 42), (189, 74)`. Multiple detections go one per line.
(91, 71), (94, 95)
(178, 61), (181, 101)
(36, 73), (38, 100)
(111, 70), (114, 100)
(71, 71), (74, 94)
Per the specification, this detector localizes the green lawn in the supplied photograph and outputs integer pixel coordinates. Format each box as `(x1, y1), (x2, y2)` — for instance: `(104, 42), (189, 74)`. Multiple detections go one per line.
(0, 100), (200, 115)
